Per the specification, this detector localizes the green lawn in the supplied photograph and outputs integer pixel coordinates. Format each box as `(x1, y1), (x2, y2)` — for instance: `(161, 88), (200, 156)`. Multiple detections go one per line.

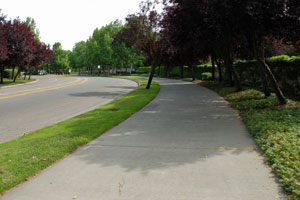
(0, 78), (36, 87)
(199, 81), (300, 199)
(0, 77), (160, 194)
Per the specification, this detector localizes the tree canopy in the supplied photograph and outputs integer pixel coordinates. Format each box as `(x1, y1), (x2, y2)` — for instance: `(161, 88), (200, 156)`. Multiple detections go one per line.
(0, 12), (53, 83)
(133, 0), (300, 102)
(68, 20), (144, 75)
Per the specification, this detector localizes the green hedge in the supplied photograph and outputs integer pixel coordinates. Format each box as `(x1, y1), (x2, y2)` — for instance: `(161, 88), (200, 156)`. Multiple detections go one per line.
(135, 65), (212, 80)
(235, 55), (300, 99)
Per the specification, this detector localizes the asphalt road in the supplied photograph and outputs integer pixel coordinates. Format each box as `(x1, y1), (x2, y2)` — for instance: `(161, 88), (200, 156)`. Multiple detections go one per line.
(0, 76), (138, 143)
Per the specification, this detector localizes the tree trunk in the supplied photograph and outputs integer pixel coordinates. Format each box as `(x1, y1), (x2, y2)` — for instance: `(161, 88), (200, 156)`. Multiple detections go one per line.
(146, 65), (155, 89)
(224, 59), (233, 86)
(158, 65), (161, 77)
(224, 57), (242, 91)
(211, 57), (216, 80)
(258, 62), (271, 97)
(0, 66), (4, 84)
(28, 71), (32, 80)
(215, 58), (223, 82)
(231, 64), (242, 91)
(79, 68), (81, 76)
(190, 64), (196, 81)
(24, 70), (27, 80)
(11, 67), (15, 80)
(13, 69), (21, 82)
(250, 34), (271, 97)
(255, 37), (286, 104)
(223, 31), (241, 89)
(166, 65), (169, 77)
(180, 66), (184, 78)
(259, 60), (286, 104)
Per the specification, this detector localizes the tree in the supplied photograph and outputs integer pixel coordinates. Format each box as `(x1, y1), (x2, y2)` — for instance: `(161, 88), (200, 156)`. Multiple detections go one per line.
(0, 12), (53, 83)
(0, 14), (9, 83)
(50, 42), (70, 74)
(161, 0), (242, 90)
(234, 0), (300, 104)
(70, 41), (88, 74)
(160, 0), (300, 104)
(23, 17), (40, 42)
(115, 1), (162, 89)
(3, 18), (37, 82)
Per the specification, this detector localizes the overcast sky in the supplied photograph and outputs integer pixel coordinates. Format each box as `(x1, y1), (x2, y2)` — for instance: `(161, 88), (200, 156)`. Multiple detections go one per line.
(0, 0), (142, 50)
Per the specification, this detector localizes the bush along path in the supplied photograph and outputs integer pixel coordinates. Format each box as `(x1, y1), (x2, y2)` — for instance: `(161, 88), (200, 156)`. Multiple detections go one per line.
(199, 81), (300, 199)
(0, 77), (160, 195)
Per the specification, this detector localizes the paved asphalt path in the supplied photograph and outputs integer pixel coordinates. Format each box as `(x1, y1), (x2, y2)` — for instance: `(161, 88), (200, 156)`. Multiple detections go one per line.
(0, 76), (137, 143)
(0, 78), (286, 200)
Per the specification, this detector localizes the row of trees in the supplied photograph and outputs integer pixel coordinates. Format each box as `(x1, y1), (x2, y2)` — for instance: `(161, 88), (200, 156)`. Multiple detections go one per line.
(116, 0), (300, 104)
(47, 21), (145, 75)
(67, 20), (144, 75)
(0, 12), (53, 83)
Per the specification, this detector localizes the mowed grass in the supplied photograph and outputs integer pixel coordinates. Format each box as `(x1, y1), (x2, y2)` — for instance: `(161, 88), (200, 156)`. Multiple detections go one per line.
(0, 77), (160, 194)
(0, 78), (36, 87)
(199, 81), (300, 199)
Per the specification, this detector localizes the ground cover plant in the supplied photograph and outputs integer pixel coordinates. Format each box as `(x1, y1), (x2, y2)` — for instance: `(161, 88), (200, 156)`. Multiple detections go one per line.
(199, 81), (300, 199)
(0, 77), (160, 194)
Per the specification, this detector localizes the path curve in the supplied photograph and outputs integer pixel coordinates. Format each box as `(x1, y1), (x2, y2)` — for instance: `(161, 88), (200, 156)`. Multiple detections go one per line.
(0, 78), (286, 200)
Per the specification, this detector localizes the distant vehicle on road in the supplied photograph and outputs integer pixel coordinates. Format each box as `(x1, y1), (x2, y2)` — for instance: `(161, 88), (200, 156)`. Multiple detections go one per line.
(39, 70), (48, 75)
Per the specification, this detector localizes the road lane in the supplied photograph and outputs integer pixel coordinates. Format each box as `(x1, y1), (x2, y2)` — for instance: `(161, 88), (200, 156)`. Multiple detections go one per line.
(0, 77), (88, 100)
(0, 76), (138, 143)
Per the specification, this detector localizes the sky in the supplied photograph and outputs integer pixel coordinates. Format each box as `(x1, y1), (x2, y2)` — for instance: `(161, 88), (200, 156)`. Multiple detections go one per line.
(0, 0), (142, 50)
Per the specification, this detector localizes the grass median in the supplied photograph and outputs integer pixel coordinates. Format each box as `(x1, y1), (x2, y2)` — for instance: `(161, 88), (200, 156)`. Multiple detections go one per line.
(199, 81), (300, 199)
(0, 77), (160, 195)
(0, 78), (36, 87)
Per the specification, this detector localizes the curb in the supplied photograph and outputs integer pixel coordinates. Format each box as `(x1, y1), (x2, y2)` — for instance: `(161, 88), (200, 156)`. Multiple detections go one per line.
(0, 79), (40, 89)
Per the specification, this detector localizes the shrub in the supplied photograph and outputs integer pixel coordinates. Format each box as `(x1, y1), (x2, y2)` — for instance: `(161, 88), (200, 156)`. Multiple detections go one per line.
(135, 66), (152, 74)
(226, 89), (265, 102)
(229, 95), (280, 111)
(242, 108), (300, 198)
(200, 80), (300, 197)
(235, 55), (300, 100)
(201, 72), (212, 80)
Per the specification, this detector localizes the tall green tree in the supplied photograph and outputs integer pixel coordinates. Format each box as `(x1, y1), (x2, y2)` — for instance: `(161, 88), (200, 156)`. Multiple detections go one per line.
(70, 41), (88, 73)
(23, 17), (40, 42)
(50, 42), (70, 74)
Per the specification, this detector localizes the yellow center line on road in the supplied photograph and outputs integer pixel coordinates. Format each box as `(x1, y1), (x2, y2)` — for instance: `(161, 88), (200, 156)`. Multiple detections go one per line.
(0, 78), (88, 100)
(0, 77), (82, 96)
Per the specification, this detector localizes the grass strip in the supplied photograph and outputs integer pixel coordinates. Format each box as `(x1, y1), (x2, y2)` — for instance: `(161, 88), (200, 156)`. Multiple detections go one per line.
(199, 81), (300, 199)
(0, 78), (36, 87)
(0, 77), (160, 194)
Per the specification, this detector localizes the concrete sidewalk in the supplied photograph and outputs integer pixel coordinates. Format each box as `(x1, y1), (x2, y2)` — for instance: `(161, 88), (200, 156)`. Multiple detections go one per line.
(0, 78), (285, 200)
